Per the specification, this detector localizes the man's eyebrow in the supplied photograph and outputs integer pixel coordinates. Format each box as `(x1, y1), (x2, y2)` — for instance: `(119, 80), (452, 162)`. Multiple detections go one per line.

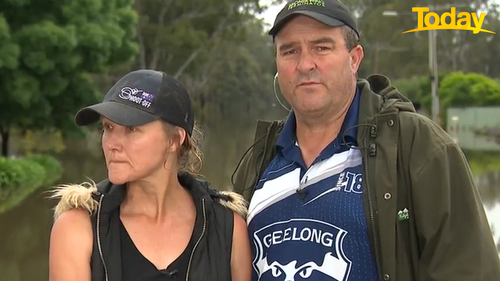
(310, 37), (336, 45)
(278, 37), (336, 52)
(278, 41), (298, 52)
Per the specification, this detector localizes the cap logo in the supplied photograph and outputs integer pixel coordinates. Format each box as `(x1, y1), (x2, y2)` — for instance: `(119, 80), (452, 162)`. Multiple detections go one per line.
(118, 86), (155, 109)
(288, 0), (325, 10)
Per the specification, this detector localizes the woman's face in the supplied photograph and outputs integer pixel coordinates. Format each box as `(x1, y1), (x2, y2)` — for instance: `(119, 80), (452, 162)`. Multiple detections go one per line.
(100, 117), (181, 185)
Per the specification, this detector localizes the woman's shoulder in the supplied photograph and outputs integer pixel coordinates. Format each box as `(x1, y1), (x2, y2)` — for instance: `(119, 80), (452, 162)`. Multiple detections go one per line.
(49, 203), (93, 280)
(180, 172), (248, 220)
(210, 190), (248, 220)
(49, 181), (101, 221)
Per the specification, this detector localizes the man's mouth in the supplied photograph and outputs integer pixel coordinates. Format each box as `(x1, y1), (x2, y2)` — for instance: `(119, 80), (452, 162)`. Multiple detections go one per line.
(298, 81), (320, 86)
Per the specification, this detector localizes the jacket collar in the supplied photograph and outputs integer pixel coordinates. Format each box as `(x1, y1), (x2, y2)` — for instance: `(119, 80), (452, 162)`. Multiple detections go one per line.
(94, 172), (229, 214)
(357, 74), (416, 123)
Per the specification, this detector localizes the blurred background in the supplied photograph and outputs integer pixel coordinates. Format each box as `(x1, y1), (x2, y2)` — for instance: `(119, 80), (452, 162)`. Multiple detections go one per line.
(0, 0), (499, 280)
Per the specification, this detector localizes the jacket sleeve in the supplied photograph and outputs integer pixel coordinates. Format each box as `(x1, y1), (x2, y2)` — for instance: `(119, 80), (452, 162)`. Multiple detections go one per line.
(411, 142), (500, 281)
(231, 146), (259, 203)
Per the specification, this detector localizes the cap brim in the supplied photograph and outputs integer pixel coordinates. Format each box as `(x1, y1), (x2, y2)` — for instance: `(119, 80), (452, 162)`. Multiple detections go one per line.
(268, 11), (345, 36)
(75, 101), (159, 127)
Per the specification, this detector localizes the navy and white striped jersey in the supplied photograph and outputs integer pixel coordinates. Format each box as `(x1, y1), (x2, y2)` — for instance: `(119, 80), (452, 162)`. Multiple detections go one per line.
(247, 89), (379, 281)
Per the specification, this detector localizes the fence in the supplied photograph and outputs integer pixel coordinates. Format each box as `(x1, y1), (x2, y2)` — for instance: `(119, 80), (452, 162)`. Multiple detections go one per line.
(447, 107), (500, 151)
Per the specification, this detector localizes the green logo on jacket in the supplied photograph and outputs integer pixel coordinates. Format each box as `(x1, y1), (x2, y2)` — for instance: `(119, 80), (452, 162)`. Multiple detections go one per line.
(398, 208), (410, 221)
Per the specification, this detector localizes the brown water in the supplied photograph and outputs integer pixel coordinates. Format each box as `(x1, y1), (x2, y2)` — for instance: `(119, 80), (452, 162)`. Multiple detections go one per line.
(1, 114), (499, 281)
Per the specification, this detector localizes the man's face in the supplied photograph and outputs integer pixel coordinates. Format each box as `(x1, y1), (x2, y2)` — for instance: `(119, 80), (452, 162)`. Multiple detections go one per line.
(274, 16), (364, 118)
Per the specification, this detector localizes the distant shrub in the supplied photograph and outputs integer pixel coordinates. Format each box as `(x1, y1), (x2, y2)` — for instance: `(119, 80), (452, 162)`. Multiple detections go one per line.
(24, 154), (63, 186)
(0, 155), (63, 213)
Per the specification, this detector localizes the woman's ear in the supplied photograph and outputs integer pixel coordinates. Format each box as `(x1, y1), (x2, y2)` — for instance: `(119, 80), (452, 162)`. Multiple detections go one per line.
(168, 127), (186, 153)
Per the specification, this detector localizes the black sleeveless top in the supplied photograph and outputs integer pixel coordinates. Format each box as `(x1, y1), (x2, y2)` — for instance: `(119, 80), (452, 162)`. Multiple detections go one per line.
(119, 214), (201, 280)
(89, 174), (235, 281)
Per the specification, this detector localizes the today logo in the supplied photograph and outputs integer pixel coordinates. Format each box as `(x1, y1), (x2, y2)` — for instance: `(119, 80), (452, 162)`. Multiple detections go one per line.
(403, 7), (495, 34)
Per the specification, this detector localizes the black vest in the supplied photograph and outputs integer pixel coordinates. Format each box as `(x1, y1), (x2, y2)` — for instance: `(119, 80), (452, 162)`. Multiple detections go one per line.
(89, 173), (234, 281)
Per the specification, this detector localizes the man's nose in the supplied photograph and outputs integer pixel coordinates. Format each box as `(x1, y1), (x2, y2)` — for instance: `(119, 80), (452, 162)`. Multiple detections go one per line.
(296, 50), (316, 73)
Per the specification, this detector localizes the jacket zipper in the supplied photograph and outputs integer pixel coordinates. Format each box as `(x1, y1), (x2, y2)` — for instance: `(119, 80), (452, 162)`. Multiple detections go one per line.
(185, 198), (207, 281)
(96, 194), (109, 281)
(363, 130), (382, 281)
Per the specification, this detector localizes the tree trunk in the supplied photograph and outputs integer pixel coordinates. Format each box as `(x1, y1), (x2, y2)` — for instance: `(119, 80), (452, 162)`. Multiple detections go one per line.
(0, 128), (9, 157)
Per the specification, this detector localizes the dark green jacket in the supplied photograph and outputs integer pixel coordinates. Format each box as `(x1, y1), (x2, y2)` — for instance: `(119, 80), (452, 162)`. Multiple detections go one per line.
(232, 74), (500, 281)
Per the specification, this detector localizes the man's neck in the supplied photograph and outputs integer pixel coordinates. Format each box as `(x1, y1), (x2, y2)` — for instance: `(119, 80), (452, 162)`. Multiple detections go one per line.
(295, 110), (347, 168)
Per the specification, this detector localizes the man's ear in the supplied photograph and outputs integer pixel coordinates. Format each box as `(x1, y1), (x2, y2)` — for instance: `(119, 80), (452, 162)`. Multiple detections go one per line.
(350, 45), (364, 74)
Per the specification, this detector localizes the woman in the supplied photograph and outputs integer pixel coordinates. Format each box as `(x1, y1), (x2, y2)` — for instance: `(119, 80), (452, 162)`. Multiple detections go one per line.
(48, 69), (252, 281)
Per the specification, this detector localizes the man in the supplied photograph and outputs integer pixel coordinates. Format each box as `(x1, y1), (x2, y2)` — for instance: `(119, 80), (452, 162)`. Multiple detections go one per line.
(232, 0), (500, 280)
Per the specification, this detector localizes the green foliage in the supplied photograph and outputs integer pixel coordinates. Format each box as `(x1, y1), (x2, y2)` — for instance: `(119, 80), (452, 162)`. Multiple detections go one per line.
(392, 72), (449, 112)
(193, 19), (277, 128)
(392, 76), (429, 105)
(133, 0), (262, 73)
(0, 157), (44, 190)
(0, 0), (139, 155)
(0, 14), (19, 69)
(463, 150), (500, 175)
(392, 71), (500, 128)
(117, 0), (277, 130)
(24, 154), (64, 186)
(17, 129), (66, 155)
(0, 155), (63, 213)
(340, 0), (500, 79)
(439, 72), (500, 108)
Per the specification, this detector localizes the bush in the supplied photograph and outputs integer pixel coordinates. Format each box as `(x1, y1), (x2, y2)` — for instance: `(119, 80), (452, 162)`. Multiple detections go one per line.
(439, 72), (500, 108)
(393, 72), (500, 128)
(24, 154), (63, 186)
(0, 154), (63, 213)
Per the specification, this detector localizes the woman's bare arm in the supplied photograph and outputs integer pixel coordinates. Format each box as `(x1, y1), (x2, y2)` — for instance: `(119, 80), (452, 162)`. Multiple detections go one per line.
(231, 212), (252, 281)
(49, 209), (93, 281)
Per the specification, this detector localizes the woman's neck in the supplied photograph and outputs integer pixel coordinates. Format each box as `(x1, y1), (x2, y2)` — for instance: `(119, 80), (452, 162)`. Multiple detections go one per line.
(121, 171), (193, 223)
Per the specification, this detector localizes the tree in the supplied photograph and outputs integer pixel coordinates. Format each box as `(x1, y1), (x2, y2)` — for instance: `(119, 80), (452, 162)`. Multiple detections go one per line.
(0, 0), (139, 156)
(392, 72), (449, 113)
(439, 72), (500, 108)
(340, 0), (500, 80)
(124, 0), (276, 127)
(438, 71), (500, 127)
(132, 0), (262, 74)
(190, 19), (277, 128)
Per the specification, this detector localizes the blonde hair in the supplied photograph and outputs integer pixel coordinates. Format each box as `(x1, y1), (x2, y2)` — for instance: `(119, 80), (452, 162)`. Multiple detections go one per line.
(162, 121), (204, 175)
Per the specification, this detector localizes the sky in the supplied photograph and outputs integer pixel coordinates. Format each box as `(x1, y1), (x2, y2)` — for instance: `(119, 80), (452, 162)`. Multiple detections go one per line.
(257, 1), (283, 27)
(257, 0), (500, 27)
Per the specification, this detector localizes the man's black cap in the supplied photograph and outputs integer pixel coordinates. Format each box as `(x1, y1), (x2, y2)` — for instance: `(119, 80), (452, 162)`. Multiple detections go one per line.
(75, 69), (194, 135)
(268, 0), (359, 39)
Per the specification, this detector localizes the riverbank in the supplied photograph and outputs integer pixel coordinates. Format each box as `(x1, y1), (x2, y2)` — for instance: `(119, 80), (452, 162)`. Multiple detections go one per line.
(0, 155), (63, 214)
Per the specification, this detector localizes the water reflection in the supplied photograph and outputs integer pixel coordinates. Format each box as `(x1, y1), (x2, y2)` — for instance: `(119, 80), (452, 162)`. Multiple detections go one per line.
(0, 119), (499, 280)
(476, 170), (500, 250)
(0, 189), (53, 280)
